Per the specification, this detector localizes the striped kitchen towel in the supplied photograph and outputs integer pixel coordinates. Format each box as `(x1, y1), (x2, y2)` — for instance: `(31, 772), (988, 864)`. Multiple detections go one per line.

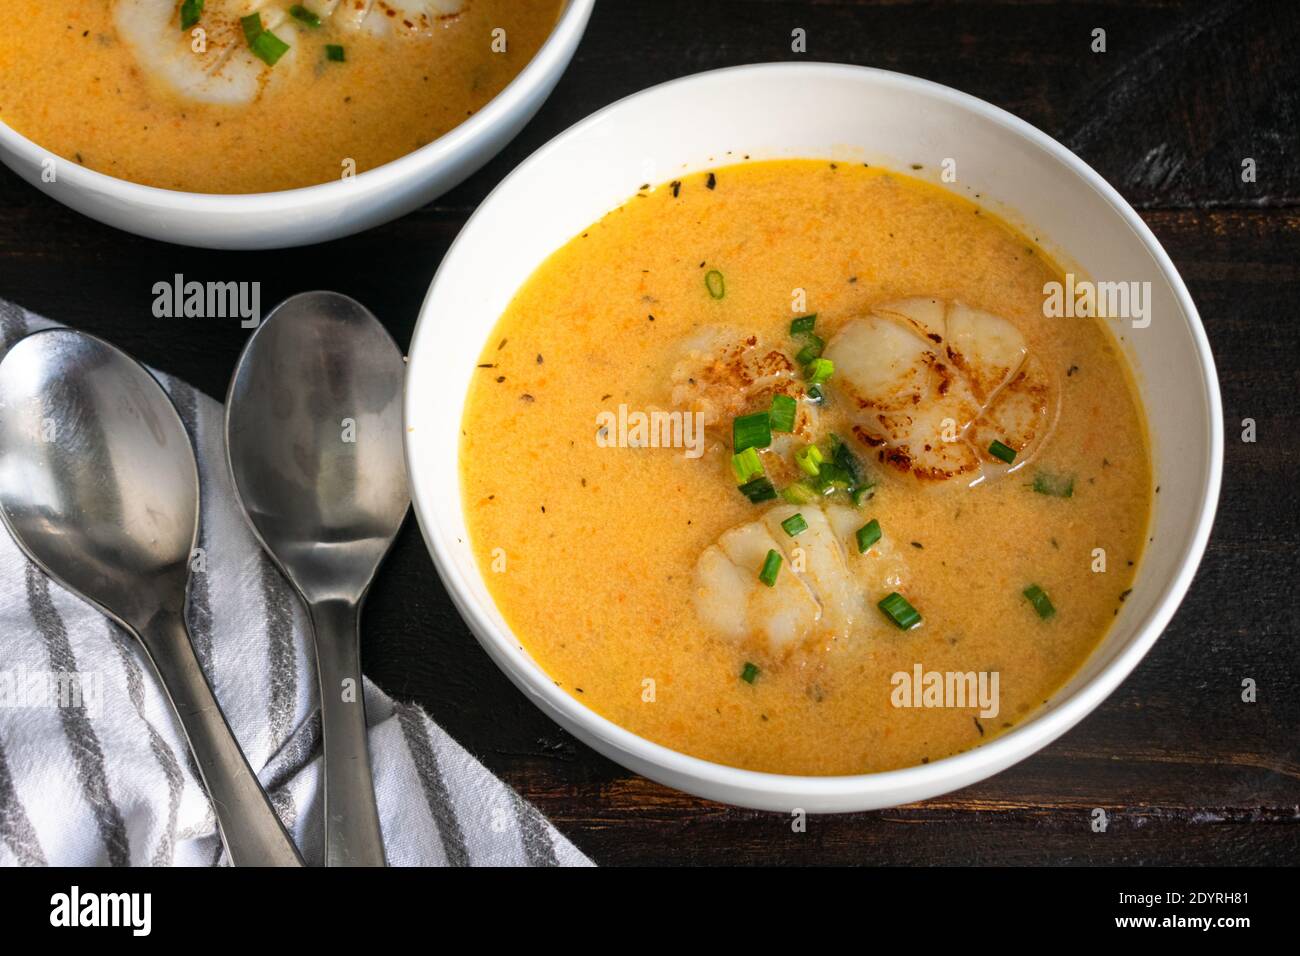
(0, 300), (591, 867)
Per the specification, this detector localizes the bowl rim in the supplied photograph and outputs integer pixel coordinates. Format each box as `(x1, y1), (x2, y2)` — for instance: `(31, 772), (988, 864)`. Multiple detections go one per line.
(0, 0), (596, 207)
(404, 61), (1224, 805)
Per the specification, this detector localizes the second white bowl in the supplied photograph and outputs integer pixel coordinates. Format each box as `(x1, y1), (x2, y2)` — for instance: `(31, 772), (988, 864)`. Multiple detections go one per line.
(0, 0), (594, 250)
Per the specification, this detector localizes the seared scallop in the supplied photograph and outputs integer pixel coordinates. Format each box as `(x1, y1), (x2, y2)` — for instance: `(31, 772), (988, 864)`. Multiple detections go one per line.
(669, 327), (806, 428)
(669, 326), (819, 480)
(823, 297), (1056, 484)
(114, 1), (301, 106)
(113, 0), (466, 106)
(692, 504), (907, 657)
(300, 0), (466, 37)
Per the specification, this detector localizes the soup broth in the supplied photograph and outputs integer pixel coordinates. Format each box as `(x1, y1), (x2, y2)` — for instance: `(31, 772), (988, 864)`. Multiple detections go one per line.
(461, 160), (1151, 776)
(0, 0), (562, 193)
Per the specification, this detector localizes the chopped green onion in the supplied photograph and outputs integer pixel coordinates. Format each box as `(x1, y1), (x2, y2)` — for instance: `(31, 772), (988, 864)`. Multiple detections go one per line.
(759, 549), (782, 587)
(240, 13), (290, 66)
(250, 30), (290, 65)
(240, 12), (263, 43)
(850, 483), (876, 507)
(730, 446), (764, 484)
(1023, 584), (1056, 619)
(830, 433), (866, 488)
(855, 518), (881, 553)
(769, 393), (797, 433)
(806, 383), (825, 404)
(806, 357), (835, 385)
(180, 0), (204, 31)
(290, 4), (322, 27)
(790, 314), (817, 335)
(732, 411), (771, 452)
(740, 661), (760, 684)
(780, 481), (818, 505)
(988, 439), (1017, 464)
(1032, 471), (1075, 498)
(794, 444), (824, 477)
(878, 592), (921, 630)
(704, 269), (725, 299)
(795, 334), (825, 365)
(813, 461), (852, 493)
(738, 476), (777, 503)
(781, 513), (809, 537)
(326, 43), (345, 62)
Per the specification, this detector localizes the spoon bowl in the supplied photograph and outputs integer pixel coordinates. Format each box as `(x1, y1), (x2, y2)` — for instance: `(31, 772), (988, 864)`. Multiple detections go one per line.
(0, 329), (196, 629)
(0, 329), (303, 866)
(226, 292), (409, 605)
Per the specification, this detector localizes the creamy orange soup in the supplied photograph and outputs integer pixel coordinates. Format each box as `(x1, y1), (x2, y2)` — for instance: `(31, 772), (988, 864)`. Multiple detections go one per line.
(462, 160), (1151, 776)
(0, 0), (561, 193)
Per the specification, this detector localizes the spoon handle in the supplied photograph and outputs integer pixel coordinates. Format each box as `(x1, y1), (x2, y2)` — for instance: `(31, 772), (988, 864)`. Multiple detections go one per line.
(140, 609), (305, 867)
(308, 598), (387, 867)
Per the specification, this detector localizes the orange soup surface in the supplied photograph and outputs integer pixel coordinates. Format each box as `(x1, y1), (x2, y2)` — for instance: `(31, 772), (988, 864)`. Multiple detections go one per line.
(0, 0), (562, 193)
(461, 160), (1152, 775)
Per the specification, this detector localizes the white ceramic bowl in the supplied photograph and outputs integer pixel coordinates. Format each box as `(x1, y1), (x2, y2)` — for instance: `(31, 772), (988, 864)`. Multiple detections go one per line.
(0, 0), (594, 250)
(404, 63), (1223, 812)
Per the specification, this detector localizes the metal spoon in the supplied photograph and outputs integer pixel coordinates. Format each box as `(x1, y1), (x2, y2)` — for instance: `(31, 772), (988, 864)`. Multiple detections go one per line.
(225, 292), (408, 867)
(0, 329), (304, 867)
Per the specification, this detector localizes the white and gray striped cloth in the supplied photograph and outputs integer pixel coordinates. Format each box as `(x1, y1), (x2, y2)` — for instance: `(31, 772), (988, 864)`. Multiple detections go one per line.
(0, 299), (590, 867)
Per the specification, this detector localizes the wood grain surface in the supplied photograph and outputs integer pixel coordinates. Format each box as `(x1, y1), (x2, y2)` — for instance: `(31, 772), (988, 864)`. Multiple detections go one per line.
(0, 0), (1296, 865)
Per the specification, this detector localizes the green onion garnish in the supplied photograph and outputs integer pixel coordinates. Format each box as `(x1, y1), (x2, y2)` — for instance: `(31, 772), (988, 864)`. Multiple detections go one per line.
(781, 513), (808, 537)
(813, 460), (852, 493)
(794, 444), (823, 476)
(326, 43), (346, 62)
(790, 314), (817, 335)
(806, 357), (835, 385)
(769, 393), (797, 433)
(290, 4), (322, 27)
(806, 383), (825, 404)
(241, 14), (290, 66)
(1023, 584), (1056, 619)
(738, 476), (777, 503)
(180, 0), (204, 31)
(830, 434), (866, 488)
(732, 411), (771, 452)
(780, 481), (818, 504)
(240, 12), (263, 43)
(251, 30), (290, 65)
(855, 518), (881, 553)
(740, 661), (760, 684)
(795, 334), (825, 365)
(731, 446), (764, 484)
(759, 549), (782, 587)
(850, 483), (876, 507)
(704, 269), (725, 299)
(1032, 471), (1075, 498)
(878, 592), (921, 630)
(989, 439), (1017, 464)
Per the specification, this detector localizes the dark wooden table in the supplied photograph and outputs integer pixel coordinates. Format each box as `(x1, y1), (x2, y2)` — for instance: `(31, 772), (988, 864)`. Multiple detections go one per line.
(1, 0), (1296, 865)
